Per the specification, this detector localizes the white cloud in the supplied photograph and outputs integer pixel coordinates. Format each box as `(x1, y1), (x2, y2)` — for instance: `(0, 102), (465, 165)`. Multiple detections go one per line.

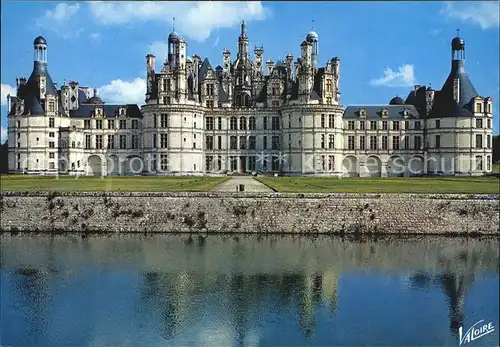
(370, 64), (417, 88)
(213, 35), (220, 48)
(36, 3), (83, 38)
(88, 1), (270, 41)
(0, 127), (7, 144)
(441, 2), (500, 30)
(1, 84), (16, 107)
(89, 32), (101, 41)
(98, 78), (146, 106)
(43, 2), (80, 22)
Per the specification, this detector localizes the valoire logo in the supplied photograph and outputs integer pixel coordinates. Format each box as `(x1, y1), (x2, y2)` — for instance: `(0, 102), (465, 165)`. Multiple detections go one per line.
(459, 320), (495, 345)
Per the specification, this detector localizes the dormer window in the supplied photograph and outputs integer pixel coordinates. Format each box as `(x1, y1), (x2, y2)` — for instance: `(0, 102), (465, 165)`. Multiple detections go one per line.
(381, 108), (388, 118)
(95, 108), (102, 116)
(403, 108), (409, 117)
(119, 108), (125, 116)
(358, 108), (366, 118)
(475, 103), (482, 113)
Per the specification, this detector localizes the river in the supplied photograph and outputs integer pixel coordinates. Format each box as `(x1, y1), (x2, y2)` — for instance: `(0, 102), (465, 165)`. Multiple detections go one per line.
(1, 235), (498, 346)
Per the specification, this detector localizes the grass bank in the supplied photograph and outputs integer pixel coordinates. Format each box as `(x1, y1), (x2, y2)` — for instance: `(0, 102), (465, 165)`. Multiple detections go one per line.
(0, 175), (230, 192)
(255, 176), (500, 194)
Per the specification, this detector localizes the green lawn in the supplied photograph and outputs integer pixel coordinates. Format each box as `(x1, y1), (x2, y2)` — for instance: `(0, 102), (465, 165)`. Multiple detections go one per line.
(0, 175), (230, 192)
(256, 176), (500, 194)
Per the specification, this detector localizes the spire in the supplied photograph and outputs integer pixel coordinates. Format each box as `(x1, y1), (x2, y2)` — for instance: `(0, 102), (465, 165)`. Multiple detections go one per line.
(239, 20), (247, 40)
(312, 19), (315, 31)
(172, 17), (176, 32)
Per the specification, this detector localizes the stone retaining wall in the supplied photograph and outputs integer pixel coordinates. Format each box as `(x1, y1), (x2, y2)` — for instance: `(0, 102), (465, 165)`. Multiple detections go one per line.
(0, 192), (498, 234)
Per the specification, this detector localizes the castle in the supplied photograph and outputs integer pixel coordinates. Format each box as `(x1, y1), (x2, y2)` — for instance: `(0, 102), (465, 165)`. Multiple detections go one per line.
(6, 23), (494, 176)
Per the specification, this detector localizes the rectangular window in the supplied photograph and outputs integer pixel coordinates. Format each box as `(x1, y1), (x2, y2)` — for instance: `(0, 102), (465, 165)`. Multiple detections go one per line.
(160, 134), (168, 148)
(108, 135), (115, 149)
(249, 117), (256, 130)
(120, 119), (127, 129)
(263, 117), (268, 130)
(435, 120), (440, 129)
(272, 116), (280, 130)
(17, 121), (20, 127)
(435, 135), (441, 148)
(85, 135), (91, 149)
(382, 120), (388, 130)
(217, 136), (222, 149)
(96, 120), (102, 129)
(328, 155), (334, 171)
(476, 118), (483, 128)
(230, 136), (237, 150)
(348, 135), (355, 150)
(108, 120), (115, 129)
(393, 121), (400, 131)
(404, 136), (409, 149)
(328, 134), (335, 149)
(205, 156), (214, 171)
(119, 135), (127, 149)
(359, 135), (365, 150)
(206, 84), (214, 96)
(231, 157), (238, 171)
(414, 136), (421, 149)
(476, 156), (483, 170)
(263, 136), (267, 150)
(392, 136), (399, 150)
(84, 120), (91, 129)
(160, 154), (168, 171)
(160, 114), (168, 128)
(49, 132), (55, 137)
(152, 115), (157, 128)
(359, 121), (365, 130)
(348, 121), (355, 130)
(249, 136), (256, 150)
(328, 114), (334, 128)
(382, 135), (388, 150)
(415, 121), (421, 130)
(131, 135), (138, 149)
(49, 162), (55, 170)
(487, 135), (491, 149)
(475, 103), (482, 113)
(49, 118), (55, 128)
(239, 136), (246, 150)
(272, 136), (280, 150)
(370, 121), (377, 130)
(152, 134), (156, 148)
(230, 117), (237, 130)
(326, 79), (332, 92)
(271, 156), (280, 171)
(48, 102), (55, 113)
(487, 118), (491, 129)
(206, 135), (214, 150)
(487, 156), (491, 171)
(405, 121), (409, 130)
(475, 134), (483, 148)
(370, 136), (377, 150)
(321, 134), (325, 149)
(218, 117), (222, 130)
(206, 100), (214, 108)
(49, 152), (55, 159)
(205, 117), (214, 130)
(96, 135), (103, 149)
(132, 119), (139, 129)
(321, 114), (325, 128)
(248, 156), (256, 171)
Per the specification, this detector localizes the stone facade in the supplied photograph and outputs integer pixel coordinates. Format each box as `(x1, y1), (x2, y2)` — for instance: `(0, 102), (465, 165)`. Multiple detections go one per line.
(1, 192), (498, 235)
(6, 28), (494, 177)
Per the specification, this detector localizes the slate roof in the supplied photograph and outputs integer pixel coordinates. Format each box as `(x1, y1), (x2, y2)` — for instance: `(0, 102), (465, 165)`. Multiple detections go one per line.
(343, 105), (421, 119)
(69, 104), (142, 118)
(198, 57), (213, 80)
(17, 62), (58, 115)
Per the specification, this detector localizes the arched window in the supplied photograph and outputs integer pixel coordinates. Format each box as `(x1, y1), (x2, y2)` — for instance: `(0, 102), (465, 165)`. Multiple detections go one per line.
(240, 117), (247, 130)
(249, 116), (256, 130)
(72, 141), (75, 148)
(230, 116), (237, 130)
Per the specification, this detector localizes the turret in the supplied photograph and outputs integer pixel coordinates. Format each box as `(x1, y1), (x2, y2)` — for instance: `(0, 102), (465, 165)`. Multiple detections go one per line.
(237, 21), (249, 60)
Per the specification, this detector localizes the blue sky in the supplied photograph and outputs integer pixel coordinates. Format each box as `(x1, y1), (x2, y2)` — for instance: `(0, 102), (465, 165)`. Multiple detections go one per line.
(1, 1), (499, 142)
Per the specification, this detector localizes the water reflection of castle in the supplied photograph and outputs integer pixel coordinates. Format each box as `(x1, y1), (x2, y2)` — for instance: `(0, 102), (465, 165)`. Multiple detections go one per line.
(138, 268), (340, 342)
